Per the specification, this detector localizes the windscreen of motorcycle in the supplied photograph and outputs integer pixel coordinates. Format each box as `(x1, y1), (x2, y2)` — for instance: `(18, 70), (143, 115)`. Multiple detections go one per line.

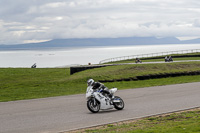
(86, 86), (93, 98)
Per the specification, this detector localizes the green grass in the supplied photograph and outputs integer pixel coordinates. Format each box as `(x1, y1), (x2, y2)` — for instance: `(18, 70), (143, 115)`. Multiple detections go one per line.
(0, 62), (200, 102)
(82, 108), (200, 133)
(0, 68), (87, 101)
(81, 62), (200, 81)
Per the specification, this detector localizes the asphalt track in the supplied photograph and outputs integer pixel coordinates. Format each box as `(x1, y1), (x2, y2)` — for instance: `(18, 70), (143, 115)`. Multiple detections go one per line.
(0, 82), (200, 133)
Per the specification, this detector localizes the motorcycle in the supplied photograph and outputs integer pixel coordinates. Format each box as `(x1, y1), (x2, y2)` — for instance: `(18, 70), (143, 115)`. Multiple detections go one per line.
(86, 86), (124, 113)
(165, 56), (173, 62)
(135, 58), (142, 63)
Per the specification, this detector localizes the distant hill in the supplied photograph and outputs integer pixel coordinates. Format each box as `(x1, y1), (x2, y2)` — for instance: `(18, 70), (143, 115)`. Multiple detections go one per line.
(181, 38), (200, 44)
(0, 36), (199, 50)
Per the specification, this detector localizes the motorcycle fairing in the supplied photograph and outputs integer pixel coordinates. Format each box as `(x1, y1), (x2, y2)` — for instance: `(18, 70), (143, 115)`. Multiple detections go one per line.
(93, 92), (113, 109)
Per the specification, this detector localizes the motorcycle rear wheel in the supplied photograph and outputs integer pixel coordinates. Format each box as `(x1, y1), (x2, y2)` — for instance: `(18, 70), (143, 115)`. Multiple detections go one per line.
(113, 96), (124, 110)
(87, 98), (100, 113)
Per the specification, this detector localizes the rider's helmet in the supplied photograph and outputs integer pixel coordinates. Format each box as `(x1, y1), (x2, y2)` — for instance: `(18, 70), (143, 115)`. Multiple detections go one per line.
(87, 79), (94, 86)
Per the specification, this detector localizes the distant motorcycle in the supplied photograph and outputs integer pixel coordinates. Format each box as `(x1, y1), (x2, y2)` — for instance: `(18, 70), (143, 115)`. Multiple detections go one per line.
(165, 56), (173, 62)
(86, 86), (124, 113)
(31, 63), (37, 68)
(135, 58), (142, 63)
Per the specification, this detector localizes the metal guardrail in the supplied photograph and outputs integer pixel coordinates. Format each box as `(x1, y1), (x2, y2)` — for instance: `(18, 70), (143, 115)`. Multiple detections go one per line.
(99, 49), (200, 64)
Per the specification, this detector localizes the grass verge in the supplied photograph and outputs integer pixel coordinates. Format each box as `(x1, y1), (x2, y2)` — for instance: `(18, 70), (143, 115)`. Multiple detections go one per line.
(71, 108), (200, 133)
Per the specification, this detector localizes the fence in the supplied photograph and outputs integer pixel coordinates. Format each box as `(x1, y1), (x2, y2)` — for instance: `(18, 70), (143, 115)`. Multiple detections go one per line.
(99, 49), (200, 64)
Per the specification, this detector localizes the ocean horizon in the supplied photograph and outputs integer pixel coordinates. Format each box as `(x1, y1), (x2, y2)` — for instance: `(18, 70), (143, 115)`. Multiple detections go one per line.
(0, 44), (200, 68)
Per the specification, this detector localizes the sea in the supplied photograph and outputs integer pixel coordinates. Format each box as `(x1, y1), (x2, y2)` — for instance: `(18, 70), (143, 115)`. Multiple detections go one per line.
(0, 44), (200, 68)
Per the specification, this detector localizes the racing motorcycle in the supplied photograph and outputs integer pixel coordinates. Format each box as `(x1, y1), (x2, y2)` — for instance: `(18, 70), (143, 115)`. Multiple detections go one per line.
(86, 86), (124, 113)
(135, 58), (142, 63)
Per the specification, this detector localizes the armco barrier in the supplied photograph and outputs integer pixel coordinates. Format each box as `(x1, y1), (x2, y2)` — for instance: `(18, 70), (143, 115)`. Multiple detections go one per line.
(98, 71), (200, 82)
(70, 64), (120, 75)
(70, 65), (106, 75)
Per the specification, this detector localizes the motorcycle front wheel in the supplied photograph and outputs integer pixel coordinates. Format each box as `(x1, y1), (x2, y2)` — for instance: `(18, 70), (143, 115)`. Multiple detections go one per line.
(113, 96), (124, 110)
(87, 98), (100, 113)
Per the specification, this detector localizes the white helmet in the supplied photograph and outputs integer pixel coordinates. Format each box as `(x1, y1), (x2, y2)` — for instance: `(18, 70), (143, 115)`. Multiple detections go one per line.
(87, 79), (94, 86)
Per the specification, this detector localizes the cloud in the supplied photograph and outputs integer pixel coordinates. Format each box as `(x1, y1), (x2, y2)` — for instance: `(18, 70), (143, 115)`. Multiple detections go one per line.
(1, 0), (200, 44)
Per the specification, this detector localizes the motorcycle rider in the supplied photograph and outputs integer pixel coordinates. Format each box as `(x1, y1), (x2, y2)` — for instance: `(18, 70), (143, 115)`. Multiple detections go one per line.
(87, 79), (113, 99)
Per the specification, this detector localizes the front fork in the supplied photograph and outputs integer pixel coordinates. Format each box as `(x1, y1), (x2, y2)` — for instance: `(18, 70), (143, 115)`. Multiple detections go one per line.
(93, 98), (97, 105)
(90, 94), (97, 106)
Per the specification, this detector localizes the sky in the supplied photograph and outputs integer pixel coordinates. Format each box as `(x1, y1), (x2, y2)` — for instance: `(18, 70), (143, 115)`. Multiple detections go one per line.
(1, 0), (200, 45)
